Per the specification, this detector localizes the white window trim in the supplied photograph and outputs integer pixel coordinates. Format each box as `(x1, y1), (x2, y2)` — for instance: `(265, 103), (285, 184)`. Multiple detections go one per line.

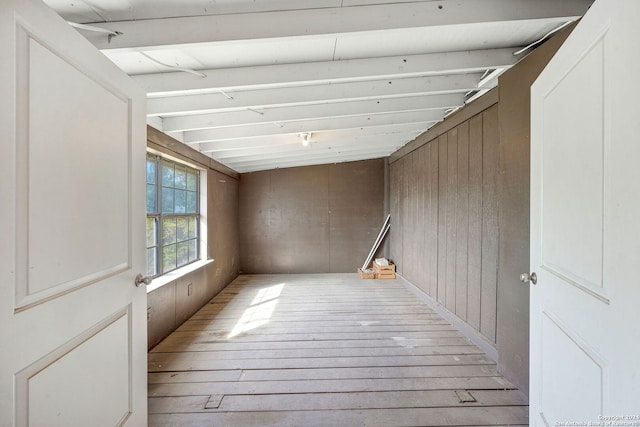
(146, 147), (210, 292)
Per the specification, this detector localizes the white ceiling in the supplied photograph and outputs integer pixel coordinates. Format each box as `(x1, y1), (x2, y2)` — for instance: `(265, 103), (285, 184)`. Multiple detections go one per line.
(44, 0), (593, 173)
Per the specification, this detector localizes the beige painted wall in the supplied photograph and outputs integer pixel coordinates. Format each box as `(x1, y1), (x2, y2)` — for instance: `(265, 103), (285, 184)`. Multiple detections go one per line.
(146, 127), (240, 350)
(239, 159), (386, 274)
(496, 23), (576, 395)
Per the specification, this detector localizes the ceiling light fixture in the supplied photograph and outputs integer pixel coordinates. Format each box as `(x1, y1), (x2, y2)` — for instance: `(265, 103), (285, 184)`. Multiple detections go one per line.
(300, 132), (312, 147)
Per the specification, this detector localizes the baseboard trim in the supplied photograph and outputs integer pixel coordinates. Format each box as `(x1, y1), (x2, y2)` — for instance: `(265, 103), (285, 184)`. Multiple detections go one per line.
(397, 274), (499, 363)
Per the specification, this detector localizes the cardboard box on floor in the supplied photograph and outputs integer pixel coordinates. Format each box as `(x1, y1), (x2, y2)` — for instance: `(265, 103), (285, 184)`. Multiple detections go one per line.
(373, 259), (396, 279)
(357, 268), (376, 279)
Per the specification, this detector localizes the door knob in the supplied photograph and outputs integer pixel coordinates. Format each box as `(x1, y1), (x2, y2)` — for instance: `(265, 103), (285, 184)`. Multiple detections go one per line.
(135, 273), (152, 287)
(520, 272), (537, 285)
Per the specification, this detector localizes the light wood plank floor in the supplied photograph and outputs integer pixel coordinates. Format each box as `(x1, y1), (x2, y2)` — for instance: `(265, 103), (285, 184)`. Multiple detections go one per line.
(148, 274), (528, 426)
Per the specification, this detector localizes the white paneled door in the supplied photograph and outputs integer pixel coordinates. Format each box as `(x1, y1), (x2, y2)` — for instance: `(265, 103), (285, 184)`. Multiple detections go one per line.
(530, 0), (640, 424)
(0, 0), (147, 425)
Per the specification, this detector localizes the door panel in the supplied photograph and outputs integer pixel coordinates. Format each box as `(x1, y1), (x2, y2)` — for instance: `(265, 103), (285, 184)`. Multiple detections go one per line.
(531, 0), (640, 423)
(17, 309), (131, 426)
(540, 34), (605, 297)
(540, 312), (604, 422)
(19, 31), (131, 307)
(0, 0), (146, 425)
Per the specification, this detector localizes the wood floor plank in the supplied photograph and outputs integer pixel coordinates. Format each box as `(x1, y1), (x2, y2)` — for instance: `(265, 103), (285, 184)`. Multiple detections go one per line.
(149, 390), (525, 414)
(207, 295), (421, 302)
(149, 406), (528, 427)
(239, 364), (508, 382)
(197, 311), (437, 318)
(189, 314), (444, 322)
(149, 364), (504, 384)
(164, 330), (465, 342)
(148, 376), (516, 397)
(177, 322), (457, 335)
(151, 337), (475, 353)
(149, 345), (483, 360)
(148, 273), (527, 425)
(148, 354), (494, 372)
(218, 389), (526, 412)
(148, 396), (211, 414)
(177, 319), (456, 329)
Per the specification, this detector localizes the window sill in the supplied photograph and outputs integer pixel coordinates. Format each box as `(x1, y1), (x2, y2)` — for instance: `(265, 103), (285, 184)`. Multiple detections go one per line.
(146, 258), (214, 293)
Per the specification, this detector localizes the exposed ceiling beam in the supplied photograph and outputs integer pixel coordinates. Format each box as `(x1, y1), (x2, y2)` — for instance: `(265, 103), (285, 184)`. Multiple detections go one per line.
(85, 0), (591, 51)
(148, 74), (480, 116)
(193, 123), (431, 152)
(229, 149), (393, 173)
(134, 49), (522, 96)
(477, 66), (508, 90)
(46, 0), (347, 22)
(209, 133), (417, 160)
(184, 110), (443, 143)
(222, 143), (401, 166)
(162, 94), (463, 132)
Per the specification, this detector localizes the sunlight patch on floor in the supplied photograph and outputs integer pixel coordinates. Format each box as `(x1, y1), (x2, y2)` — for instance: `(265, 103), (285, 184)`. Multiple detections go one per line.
(228, 283), (285, 339)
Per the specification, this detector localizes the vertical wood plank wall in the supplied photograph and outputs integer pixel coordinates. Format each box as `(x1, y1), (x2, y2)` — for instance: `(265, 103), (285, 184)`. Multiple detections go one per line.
(390, 105), (499, 344)
(388, 25), (575, 391)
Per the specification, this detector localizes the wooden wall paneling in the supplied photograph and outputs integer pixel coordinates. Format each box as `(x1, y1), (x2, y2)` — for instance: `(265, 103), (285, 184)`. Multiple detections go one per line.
(403, 155), (412, 277)
(387, 96), (500, 349)
(240, 159), (384, 274)
(437, 134), (448, 305)
(148, 129), (241, 351)
(394, 161), (402, 273)
(398, 157), (408, 274)
(412, 150), (421, 284)
(467, 114), (483, 331)
(402, 156), (413, 280)
(398, 156), (408, 277)
(269, 165), (330, 273)
(402, 155), (408, 276)
(175, 268), (207, 326)
(417, 145), (427, 294)
(328, 160), (385, 272)
(446, 128), (458, 312)
(405, 152), (415, 283)
(400, 157), (408, 278)
(147, 281), (176, 349)
(428, 141), (439, 299)
(480, 106), (499, 344)
(493, 25), (577, 393)
(455, 122), (470, 321)
(412, 150), (422, 284)
(239, 171), (273, 273)
(406, 151), (417, 282)
(389, 89), (498, 163)
(208, 170), (241, 299)
(389, 161), (402, 270)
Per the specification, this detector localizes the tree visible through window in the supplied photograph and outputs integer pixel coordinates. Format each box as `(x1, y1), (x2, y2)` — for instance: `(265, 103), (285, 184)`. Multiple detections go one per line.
(146, 153), (200, 277)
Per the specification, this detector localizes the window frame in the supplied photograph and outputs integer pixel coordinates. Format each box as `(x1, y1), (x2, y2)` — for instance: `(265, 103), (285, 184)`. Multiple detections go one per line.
(146, 153), (201, 278)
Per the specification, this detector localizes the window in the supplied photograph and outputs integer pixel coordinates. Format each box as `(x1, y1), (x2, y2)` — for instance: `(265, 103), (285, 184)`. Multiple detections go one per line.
(146, 153), (200, 277)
